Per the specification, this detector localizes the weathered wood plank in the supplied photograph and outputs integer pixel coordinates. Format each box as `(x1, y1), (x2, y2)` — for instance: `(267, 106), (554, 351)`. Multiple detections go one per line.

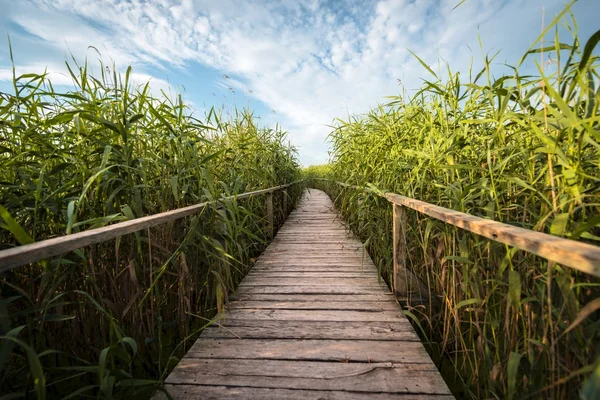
(263, 246), (362, 252)
(248, 270), (380, 276)
(220, 309), (405, 322)
(231, 294), (395, 302)
(226, 300), (400, 311)
(186, 338), (432, 363)
(260, 252), (364, 258)
(239, 277), (385, 286)
(235, 285), (390, 295)
(245, 272), (380, 278)
(166, 359), (451, 394)
(256, 258), (372, 265)
(254, 259), (372, 265)
(268, 241), (361, 246)
(250, 267), (379, 273)
(251, 262), (377, 273)
(202, 320), (416, 340)
(157, 385), (455, 400)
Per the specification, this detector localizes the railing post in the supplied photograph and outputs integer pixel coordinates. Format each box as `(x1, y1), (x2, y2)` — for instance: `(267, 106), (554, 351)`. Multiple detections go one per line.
(266, 192), (274, 238)
(282, 189), (288, 217)
(393, 203), (408, 297)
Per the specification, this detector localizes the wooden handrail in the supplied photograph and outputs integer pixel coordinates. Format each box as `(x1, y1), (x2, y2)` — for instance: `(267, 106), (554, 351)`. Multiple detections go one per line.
(314, 178), (600, 279)
(0, 180), (305, 272)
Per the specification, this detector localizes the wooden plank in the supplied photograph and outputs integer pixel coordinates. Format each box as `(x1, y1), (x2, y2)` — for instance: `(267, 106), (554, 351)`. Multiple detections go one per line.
(226, 300), (400, 311)
(235, 285), (389, 295)
(247, 267), (378, 276)
(283, 222), (342, 224)
(231, 294), (395, 302)
(278, 221), (344, 224)
(279, 217), (341, 221)
(239, 277), (384, 286)
(260, 249), (363, 253)
(220, 309), (405, 322)
(157, 385), (455, 400)
(273, 234), (352, 238)
(276, 227), (346, 231)
(256, 258), (370, 264)
(165, 359), (451, 394)
(260, 252), (364, 257)
(249, 270), (379, 275)
(268, 241), (361, 245)
(249, 266), (378, 271)
(264, 245), (362, 251)
(262, 251), (363, 255)
(201, 320), (417, 341)
(277, 228), (347, 231)
(186, 338), (432, 363)
(249, 262), (375, 268)
(251, 262), (375, 268)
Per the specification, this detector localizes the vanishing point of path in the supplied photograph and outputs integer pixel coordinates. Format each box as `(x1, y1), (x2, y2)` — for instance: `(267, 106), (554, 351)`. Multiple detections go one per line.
(157, 189), (453, 399)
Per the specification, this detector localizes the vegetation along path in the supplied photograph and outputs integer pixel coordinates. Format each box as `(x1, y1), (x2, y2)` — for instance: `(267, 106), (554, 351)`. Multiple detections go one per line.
(157, 189), (452, 399)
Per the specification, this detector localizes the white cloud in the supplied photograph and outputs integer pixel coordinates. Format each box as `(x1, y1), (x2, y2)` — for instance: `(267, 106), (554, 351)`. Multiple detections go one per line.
(0, 62), (75, 86)
(1, 0), (593, 165)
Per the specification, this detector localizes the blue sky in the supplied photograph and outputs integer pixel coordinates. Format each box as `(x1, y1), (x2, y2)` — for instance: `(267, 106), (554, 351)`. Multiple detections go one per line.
(0, 0), (598, 166)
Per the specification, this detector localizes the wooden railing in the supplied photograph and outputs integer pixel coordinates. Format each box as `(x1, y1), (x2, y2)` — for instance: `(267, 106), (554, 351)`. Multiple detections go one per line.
(0, 180), (304, 272)
(313, 179), (600, 300)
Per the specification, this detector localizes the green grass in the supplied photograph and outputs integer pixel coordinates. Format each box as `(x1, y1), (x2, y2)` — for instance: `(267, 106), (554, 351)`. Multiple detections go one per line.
(312, 8), (600, 400)
(0, 54), (301, 398)
(301, 164), (332, 180)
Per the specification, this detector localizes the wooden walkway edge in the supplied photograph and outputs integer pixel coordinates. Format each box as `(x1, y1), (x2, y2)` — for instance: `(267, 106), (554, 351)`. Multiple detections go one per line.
(157, 189), (453, 399)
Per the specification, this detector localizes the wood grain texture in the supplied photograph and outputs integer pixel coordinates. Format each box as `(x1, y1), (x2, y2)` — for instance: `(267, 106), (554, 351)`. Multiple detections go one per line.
(186, 338), (432, 363)
(156, 385), (455, 400)
(165, 359), (450, 394)
(235, 285), (391, 295)
(201, 320), (417, 341)
(226, 300), (401, 311)
(157, 189), (452, 399)
(230, 294), (395, 302)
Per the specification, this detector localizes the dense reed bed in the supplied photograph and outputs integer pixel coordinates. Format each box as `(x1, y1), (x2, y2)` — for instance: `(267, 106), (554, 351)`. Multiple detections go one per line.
(0, 57), (301, 398)
(312, 13), (600, 400)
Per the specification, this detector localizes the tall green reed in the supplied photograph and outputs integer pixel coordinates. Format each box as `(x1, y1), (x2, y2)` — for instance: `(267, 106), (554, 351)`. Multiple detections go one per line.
(316, 10), (600, 400)
(0, 55), (301, 398)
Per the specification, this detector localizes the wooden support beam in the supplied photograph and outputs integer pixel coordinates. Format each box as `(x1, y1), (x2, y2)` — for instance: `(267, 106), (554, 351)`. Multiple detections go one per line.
(282, 189), (288, 217)
(266, 192), (274, 238)
(392, 204), (407, 297)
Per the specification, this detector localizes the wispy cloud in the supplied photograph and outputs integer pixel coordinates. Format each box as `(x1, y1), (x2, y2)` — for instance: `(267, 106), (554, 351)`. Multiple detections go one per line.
(1, 0), (596, 164)
(0, 62), (75, 85)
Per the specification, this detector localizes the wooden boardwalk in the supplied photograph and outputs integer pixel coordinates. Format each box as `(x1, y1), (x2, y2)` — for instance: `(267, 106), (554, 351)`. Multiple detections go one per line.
(159, 189), (452, 399)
